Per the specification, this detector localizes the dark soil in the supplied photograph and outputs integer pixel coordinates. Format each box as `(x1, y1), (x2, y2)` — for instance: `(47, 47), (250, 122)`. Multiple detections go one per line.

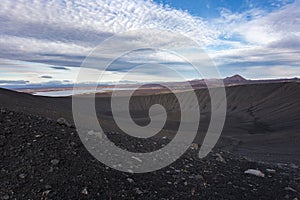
(1, 108), (300, 199)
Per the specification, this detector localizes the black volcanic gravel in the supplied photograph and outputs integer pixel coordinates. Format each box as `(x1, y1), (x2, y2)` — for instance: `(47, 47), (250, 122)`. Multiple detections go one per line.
(0, 108), (300, 199)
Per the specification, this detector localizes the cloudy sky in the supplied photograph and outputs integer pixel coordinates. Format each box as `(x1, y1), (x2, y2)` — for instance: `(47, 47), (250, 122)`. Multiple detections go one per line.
(0, 0), (299, 88)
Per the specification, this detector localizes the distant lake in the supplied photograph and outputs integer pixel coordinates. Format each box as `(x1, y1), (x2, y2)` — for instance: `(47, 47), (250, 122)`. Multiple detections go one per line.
(33, 88), (137, 97)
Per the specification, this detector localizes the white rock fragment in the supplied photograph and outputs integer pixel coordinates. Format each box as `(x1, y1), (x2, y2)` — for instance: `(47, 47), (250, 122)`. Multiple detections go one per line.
(284, 186), (298, 193)
(87, 130), (103, 139)
(50, 159), (60, 165)
(1, 194), (9, 200)
(289, 163), (299, 169)
(41, 190), (51, 199)
(244, 169), (265, 177)
(216, 153), (226, 163)
(127, 178), (134, 183)
(81, 188), (88, 195)
(56, 117), (72, 127)
(190, 143), (199, 150)
(131, 156), (142, 163)
(266, 169), (276, 173)
(19, 173), (26, 179)
(135, 188), (143, 195)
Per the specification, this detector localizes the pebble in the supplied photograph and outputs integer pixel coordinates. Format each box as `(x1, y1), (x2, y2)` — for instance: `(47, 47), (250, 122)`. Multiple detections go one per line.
(284, 186), (298, 193)
(19, 173), (26, 179)
(41, 190), (51, 200)
(87, 130), (103, 139)
(82, 188), (88, 195)
(244, 169), (265, 177)
(1, 195), (9, 200)
(289, 164), (299, 169)
(216, 153), (226, 163)
(135, 188), (143, 195)
(131, 156), (142, 163)
(45, 185), (52, 189)
(56, 117), (72, 127)
(266, 169), (276, 174)
(127, 178), (134, 183)
(195, 175), (204, 180)
(190, 143), (199, 150)
(0, 108), (6, 114)
(50, 159), (60, 165)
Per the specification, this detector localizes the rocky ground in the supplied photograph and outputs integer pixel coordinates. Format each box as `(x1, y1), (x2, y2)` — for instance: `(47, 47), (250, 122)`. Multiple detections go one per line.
(1, 108), (300, 199)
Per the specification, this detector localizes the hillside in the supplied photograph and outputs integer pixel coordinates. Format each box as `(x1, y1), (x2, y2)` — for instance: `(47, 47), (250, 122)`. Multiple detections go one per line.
(0, 82), (300, 164)
(1, 108), (300, 199)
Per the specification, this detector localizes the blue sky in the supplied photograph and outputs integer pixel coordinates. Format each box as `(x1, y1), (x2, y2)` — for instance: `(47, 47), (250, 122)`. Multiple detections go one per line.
(154, 0), (294, 18)
(0, 0), (299, 88)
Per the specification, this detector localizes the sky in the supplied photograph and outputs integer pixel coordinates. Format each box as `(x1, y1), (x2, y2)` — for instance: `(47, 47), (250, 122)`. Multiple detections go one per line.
(0, 0), (299, 88)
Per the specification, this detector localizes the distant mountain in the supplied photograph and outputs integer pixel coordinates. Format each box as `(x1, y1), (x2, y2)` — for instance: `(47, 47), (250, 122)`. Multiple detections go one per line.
(223, 74), (248, 83)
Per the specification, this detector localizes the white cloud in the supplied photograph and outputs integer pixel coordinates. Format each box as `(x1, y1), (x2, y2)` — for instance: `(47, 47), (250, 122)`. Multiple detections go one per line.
(0, 0), (217, 45)
(0, 0), (299, 83)
(0, 0), (221, 82)
(243, 66), (300, 79)
(207, 0), (300, 78)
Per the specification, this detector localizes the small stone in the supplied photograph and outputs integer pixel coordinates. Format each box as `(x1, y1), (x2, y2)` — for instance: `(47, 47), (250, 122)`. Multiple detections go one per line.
(191, 187), (196, 195)
(19, 173), (26, 179)
(41, 190), (51, 200)
(184, 181), (188, 186)
(244, 169), (265, 177)
(45, 185), (52, 189)
(50, 159), (60, 165)
(190, 143), (199, 150)
(0, 108), (6, 114)
(127, 178), (134, 183)
(135, 188), (143, 195)
(266, 169), (276, 174)
(48, 167), (54, 172)
(70, 142), (78, 147)
(131, 156), (142, 163)
(216, 153), (226, 163)
(87, 130), (103, 139)
(289, 163), (299, 169)
(57, 117), (71, 127)
(1, 194), (9, 200)
(0, 141), (4, 147)
(284, 186), (298, 193)
(195, 175), (204, 180)
(82, 188), (88, 195)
